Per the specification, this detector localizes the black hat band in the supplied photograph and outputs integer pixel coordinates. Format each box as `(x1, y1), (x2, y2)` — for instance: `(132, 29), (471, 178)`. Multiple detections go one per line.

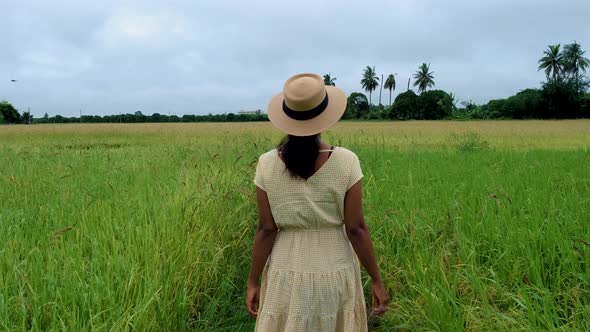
(282, 93), (329, 121)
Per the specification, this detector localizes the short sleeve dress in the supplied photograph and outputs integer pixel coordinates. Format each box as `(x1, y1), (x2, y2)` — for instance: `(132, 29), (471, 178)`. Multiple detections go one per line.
(253, 146), (367, 332)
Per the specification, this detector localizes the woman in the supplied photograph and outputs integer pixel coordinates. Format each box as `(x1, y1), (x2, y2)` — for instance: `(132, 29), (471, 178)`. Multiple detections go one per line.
(246, 73), (388, 331)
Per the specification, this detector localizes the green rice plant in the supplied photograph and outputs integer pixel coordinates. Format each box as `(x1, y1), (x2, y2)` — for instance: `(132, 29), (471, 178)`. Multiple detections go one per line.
(450, 132), (490, 152)
(0, 121), (589, 331)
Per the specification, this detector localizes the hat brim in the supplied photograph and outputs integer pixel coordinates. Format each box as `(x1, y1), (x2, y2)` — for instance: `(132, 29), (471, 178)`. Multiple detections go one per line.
(267, 86), (347, 136)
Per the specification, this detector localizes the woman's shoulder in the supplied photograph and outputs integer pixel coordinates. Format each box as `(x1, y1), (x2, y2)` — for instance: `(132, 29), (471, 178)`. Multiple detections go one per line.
(257, 148), (279, 163)
(335, 146), (359, 160)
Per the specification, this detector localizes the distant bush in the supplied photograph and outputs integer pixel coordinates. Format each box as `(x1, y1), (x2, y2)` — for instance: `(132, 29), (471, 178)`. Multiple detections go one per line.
(480, 99), (508, 119)
(415, 90), (455, 119)
(506, 89), (545, 119)
(34, 112), (269, 124)
(388, 90), (456, 120)
(0, 100), (21, 124)
(361, 105), (386, 120)
(366, 111), (383, 120)
(582, 94), (590, 117)
(472, 78), (587, 120)
(345, 92), (369, 119)
(541, 78), (582, 118)
(389, 90), (418, 120)
(452, 101), (486, 120)
(470, 82), (587, 120)
(182, 114), (196, 122)
(451, 74), (588, 120)
(481, 89), (546, 119)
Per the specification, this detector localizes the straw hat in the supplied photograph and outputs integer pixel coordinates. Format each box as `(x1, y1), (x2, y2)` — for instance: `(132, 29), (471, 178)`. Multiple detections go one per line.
(267, 73), (347, 136)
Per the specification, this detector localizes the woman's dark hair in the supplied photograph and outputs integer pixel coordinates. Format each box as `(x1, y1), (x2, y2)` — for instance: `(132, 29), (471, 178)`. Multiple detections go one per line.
(277, 134), (320, 180)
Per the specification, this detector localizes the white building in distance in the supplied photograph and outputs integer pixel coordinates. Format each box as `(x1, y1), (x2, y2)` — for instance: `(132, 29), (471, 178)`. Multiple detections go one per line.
(238, 109), (262, 115)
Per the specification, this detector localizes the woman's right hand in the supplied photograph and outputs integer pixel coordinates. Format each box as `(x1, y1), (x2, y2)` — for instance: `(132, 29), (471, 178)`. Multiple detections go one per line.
(370, 279), (389, 316)
(245, 281), (260, 318)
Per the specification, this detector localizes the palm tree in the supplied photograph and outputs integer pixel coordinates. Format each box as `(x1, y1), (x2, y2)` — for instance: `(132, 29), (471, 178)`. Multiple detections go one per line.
(383, 74), (396, 106)
(360, 66), (379, 105)
(323, 73), (336, 86)
(538, 44), (563, 80)
(563, 42), (589, 78)
(413, 63), (435, 93)
(563, 42), (590, 94)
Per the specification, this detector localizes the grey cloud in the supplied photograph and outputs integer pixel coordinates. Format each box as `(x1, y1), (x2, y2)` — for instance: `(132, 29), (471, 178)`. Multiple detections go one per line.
(1, 0), (590, 117)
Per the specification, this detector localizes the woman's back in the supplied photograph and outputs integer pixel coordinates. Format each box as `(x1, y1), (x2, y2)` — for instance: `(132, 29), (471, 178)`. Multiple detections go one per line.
(254, 146), (363, 230)
(254, 146), (368, 331)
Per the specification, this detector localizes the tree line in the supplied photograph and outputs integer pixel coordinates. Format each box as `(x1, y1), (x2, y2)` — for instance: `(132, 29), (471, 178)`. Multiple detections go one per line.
(329, 41), (589, 120)
(2, 42), (588, 124)
(0, 107), (268, 124)
(455, 41), (590, 119)
(328, 63), (456, 120)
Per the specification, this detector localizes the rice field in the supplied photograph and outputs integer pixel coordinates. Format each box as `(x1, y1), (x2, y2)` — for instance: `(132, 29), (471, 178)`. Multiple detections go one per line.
(1, 120), (589, 331)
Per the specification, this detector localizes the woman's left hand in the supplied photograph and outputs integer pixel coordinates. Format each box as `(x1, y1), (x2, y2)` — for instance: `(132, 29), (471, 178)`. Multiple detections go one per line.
(246, 282), (260, 318)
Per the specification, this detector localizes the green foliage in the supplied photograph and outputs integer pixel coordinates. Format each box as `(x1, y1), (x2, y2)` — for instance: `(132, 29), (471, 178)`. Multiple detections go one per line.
(563, 42), (590, 95)
(457, 76), (587, 120)
(383, 74), (396, 106)
(583, 94), (590, 117)
(388, 90), (454, 120)
(323, 73), (336, 86)
(133, 111), (147, 122)
(0, 100), (21, 124)
(479, 89), (546, 119)
(382, 42), (589, 120)
(538, 44), (564, 80)
(413, 63), (435, 93)
(541, 78), (582, 118)
(34, 112), (269, 124)
(21, 111), (33, 124)
(389, 90), (417, 119)
(415, 90), (455, 120)
(0, 112), (4, 124)
(450, 132), (490, 151)
(481, 99), (508, 119)
(360, 66), (379, 105)
(452, 101), (483, 120)
(365, 111), (381, 120)
(536, 42), (589, 97)
(182, 114), (196, 122)
(507, 89), (545, 119)
(563, 42), (590, 79)
(365, 105), (387, 120)
(345, 92), (369, 119)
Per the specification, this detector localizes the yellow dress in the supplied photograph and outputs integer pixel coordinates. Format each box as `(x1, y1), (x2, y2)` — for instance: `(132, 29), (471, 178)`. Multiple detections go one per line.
(254, 146), (367, 332)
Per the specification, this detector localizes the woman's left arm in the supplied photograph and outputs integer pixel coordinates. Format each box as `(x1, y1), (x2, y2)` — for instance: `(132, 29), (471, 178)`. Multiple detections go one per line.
(246, 186), (278, 317)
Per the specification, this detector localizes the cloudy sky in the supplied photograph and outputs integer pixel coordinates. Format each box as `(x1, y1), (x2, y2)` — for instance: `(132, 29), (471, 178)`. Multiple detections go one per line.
(2, 0), (589, 117)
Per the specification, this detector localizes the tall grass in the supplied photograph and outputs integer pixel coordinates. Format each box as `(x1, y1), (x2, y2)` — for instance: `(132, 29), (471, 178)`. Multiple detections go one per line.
(0, 121), (589, 331)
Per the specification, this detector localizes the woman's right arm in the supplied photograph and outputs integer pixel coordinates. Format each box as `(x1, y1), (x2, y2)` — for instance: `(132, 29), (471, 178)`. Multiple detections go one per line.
(344, 179), (389, 315)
